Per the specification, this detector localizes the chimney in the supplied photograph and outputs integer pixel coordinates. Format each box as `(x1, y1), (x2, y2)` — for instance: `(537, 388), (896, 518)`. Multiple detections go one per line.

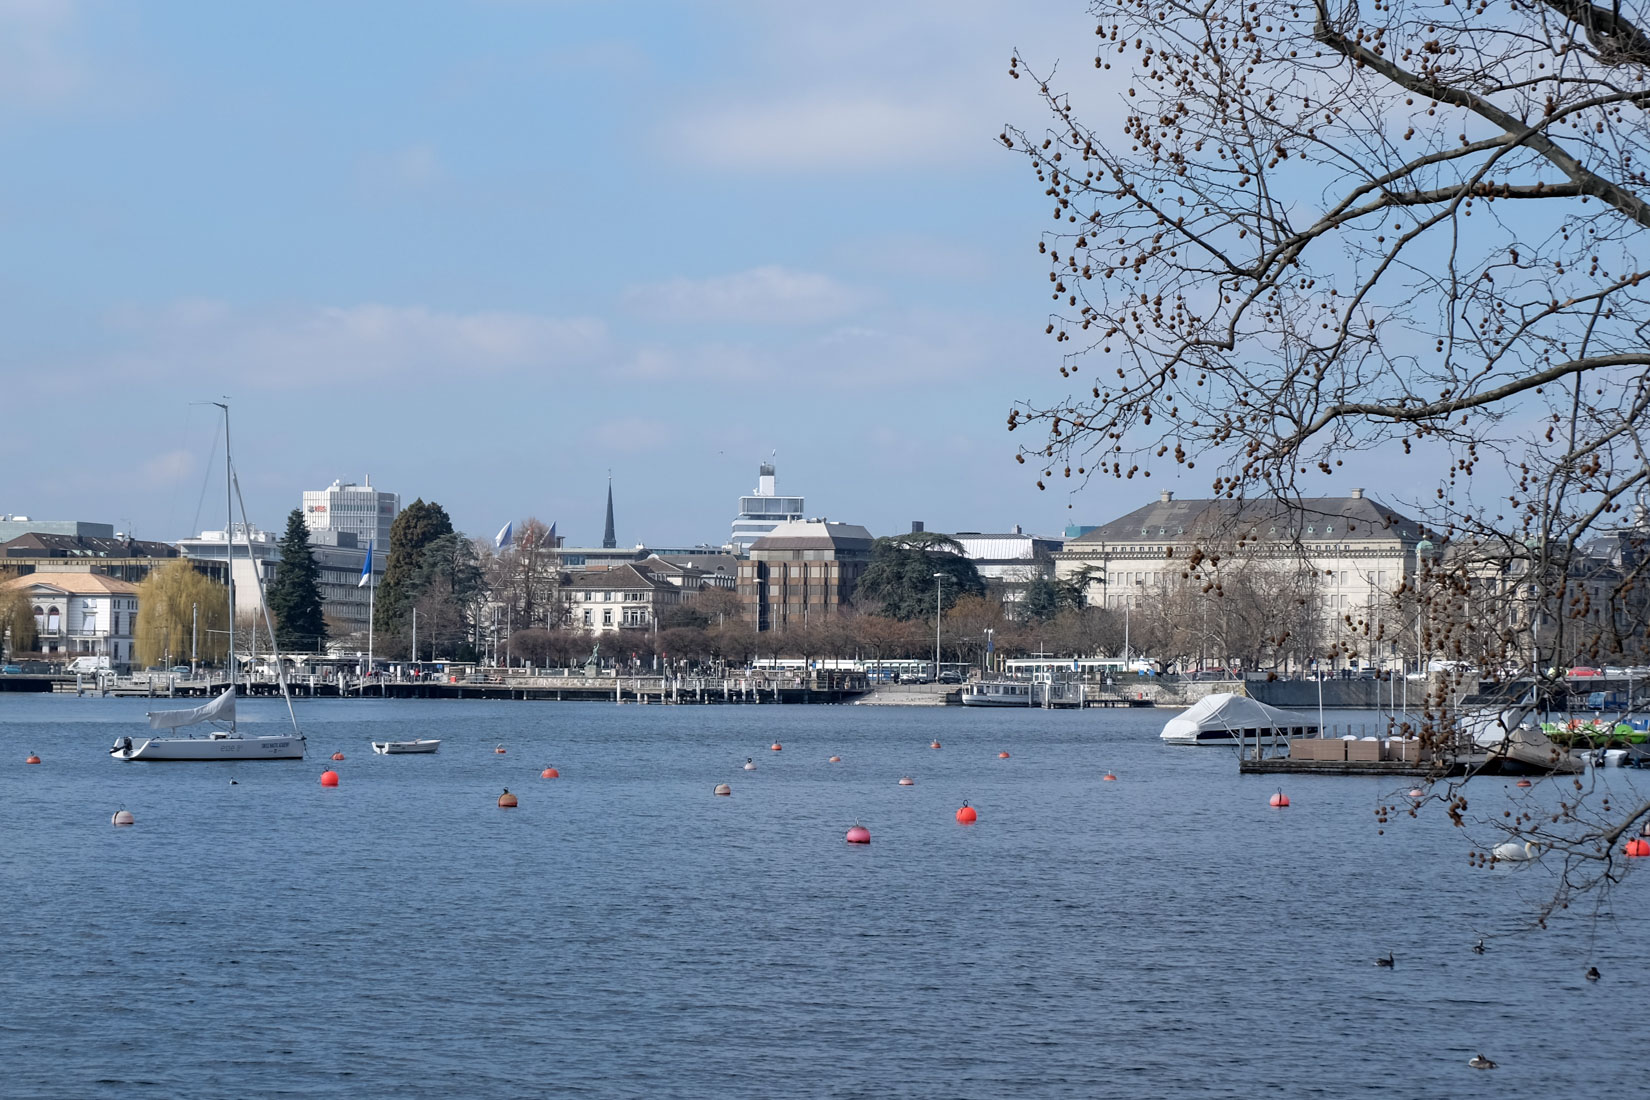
(1350, 487), (1365, 499)
(1159, 490), (1174, 503)
(1013, 524), (1022, 535)
(911, 521), (924, 533)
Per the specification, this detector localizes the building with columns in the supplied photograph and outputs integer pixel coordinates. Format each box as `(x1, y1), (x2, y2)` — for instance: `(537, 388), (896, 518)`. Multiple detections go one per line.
(2, 572), (140, 668)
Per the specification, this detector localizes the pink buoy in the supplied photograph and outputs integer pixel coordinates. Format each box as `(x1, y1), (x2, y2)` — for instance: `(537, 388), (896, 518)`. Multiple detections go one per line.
(1269, 790), (1290, 808)
(898, 776), (915, 786)
(845, 824), (871, 844)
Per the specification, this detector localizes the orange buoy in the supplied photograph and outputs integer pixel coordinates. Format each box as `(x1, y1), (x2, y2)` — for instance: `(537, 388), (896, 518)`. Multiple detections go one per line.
(319, 769), (339, 787)
(1626, 837), (1650, 858)
(331, 751), (345, 761)
(541, 766), (560, 779)
(898, 776), (915, 786)
(770, 742), (782, 751)
(1102, 772), (1117, 781)
(1515, 779), (1533, 788)
(713, 783), (732, 796)
(845, 824), (871, 844)
(495, 744), (507, 754)
(930, 740), (942, 750)
(1269, 789), (1290, 808)
(25, 752), (41, 765)
(955, 802), (977, 825)
(828, 755), (841, 763)
(498, 788), (518, 808)
(111, 809), (135, 827)
(999, 751), (1011, 759)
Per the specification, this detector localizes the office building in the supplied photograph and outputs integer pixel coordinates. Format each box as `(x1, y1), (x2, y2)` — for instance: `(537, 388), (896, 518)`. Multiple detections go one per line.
(730, 463), (805, 556)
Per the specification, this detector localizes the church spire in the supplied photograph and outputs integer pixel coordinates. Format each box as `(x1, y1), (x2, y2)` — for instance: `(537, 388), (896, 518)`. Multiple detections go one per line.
(602, 476), (616, 549)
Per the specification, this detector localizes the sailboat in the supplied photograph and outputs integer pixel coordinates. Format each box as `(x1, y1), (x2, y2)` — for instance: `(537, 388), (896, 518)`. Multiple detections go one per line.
(111, 403), (306, 762)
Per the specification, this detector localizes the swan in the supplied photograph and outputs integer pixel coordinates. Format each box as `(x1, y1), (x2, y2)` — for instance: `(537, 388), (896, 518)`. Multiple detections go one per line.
(1468, 1054), (1497, 1070)
(1491, 840), (1538, 862)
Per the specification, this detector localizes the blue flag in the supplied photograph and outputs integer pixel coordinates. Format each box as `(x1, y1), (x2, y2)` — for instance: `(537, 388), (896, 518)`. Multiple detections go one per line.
(358, 540), (373, 588)
(495, 521), (513, 550)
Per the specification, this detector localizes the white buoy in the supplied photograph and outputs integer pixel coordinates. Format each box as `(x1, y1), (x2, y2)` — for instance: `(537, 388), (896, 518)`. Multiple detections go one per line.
(111, 809), (135, 827)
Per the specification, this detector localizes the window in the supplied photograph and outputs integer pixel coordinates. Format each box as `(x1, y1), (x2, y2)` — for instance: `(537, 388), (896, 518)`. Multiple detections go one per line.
(583, 609), (592, 626)
(46, 606), (60, 632)
(602, 609), (612, 626)
(83, 612), (99, 633)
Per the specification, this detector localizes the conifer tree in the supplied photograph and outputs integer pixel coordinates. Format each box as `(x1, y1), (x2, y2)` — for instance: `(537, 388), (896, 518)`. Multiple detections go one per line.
(265, 508), (328, 652)
(374, 498), (455, 639)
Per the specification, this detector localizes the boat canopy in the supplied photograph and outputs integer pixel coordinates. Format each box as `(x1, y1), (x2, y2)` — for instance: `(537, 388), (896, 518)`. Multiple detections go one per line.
(147, 687), (236, 730)
(1159, 692), (1308, 741)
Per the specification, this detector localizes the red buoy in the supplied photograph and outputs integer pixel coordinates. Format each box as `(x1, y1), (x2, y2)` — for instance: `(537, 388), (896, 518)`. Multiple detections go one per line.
(930, 740), (942, 750)
(319, 770), (339, 787)
(25, 753), (41, 765)
(999, 751), (1011, 759)
(495, 745), (507, 754)
(955, 802), (977, 825)
(898, 776), (915, 786)
(845, 824), (871, 844)
(770, 742), (782, 752)
(331, 751), (345, 761)
(1269, 790), (1290, 808)
(828, 755), (841, 763)
(541, 766), (560, 778)
(1626, 837), (1650, 858)
(1515, 779), (1533, 788)
(498, 788), (518, 808)
(1102, 772), (1117, 781)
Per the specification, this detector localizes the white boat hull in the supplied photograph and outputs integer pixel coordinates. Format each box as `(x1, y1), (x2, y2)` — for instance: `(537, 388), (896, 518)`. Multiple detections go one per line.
(111, 734), (306, 761)
(1160, 731), (1292, 747)
(371, 739), (441, 755)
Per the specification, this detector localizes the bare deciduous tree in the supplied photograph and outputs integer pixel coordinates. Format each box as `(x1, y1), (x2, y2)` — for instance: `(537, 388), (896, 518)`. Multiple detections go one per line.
(1006, 0), (1650, 912)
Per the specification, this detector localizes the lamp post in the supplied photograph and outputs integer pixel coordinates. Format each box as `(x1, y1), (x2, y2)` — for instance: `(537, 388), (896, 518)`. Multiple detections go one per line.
(933, 572), (947, 682)
(983, 627), (994, 680)
(1414, 539), (1433, 679)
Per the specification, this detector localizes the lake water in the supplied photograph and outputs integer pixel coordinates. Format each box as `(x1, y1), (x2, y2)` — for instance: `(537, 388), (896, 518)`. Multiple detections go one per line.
(2, 694), (1645, 1098)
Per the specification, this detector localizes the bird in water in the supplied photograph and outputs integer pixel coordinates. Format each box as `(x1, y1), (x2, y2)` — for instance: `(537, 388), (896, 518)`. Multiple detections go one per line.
(1472, 939), (1485, 954)
(230, 779), (238, 785)
(1375, 952), (1395, 968)
(1468, 1054), (1497, 1070)
(1585, 966), (1601, 981)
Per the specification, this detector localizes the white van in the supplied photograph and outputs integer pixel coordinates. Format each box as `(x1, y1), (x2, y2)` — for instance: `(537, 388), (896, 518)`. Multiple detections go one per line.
(67, 655), (112, 673)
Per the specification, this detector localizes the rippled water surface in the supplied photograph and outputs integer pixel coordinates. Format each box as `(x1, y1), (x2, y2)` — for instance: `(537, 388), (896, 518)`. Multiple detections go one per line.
(2, 694), (1645, 1098)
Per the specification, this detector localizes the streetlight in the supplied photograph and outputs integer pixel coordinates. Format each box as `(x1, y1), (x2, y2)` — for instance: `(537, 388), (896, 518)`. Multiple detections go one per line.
(983, 627), (994, 680)
(933, 572), (948, 682)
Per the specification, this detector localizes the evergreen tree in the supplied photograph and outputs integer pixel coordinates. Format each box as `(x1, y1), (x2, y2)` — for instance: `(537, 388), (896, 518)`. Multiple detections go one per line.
(265, 508), (328, 652)
(855, 534), (987, 621)
(373, 499), (455, 639)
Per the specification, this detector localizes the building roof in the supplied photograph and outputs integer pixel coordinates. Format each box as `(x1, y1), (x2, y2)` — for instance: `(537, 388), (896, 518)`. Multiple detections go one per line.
(749, 520), (874, 553)
(1065, 490), (1423, 546)
(562, 562), (673, 592)
(951, 532), (1065, 562)
(2, 572), (141, 597)
(0, 532), (178, 559)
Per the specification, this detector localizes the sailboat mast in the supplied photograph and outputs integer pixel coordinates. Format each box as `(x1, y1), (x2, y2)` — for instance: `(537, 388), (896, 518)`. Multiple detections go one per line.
(217, 401), (235, 723)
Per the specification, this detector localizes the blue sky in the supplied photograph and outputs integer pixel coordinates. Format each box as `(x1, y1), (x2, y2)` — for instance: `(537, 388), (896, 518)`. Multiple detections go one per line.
(0, 1), (1427, 547)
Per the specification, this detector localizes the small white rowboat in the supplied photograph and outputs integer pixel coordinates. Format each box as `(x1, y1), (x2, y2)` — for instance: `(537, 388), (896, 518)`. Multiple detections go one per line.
(371, 739), (441, 755)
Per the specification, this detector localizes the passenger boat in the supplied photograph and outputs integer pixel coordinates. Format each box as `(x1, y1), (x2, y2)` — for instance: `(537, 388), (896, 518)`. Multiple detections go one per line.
(1159, 692), (1319, 747)
(371, 739), (441, 755)
(961, 681), (1035, 707)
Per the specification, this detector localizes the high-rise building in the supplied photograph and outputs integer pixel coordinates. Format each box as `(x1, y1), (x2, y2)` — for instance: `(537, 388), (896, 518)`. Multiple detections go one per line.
(738, 520), (872, 630)
(730, 463), (804, 555)
(302, 478), (399, 551)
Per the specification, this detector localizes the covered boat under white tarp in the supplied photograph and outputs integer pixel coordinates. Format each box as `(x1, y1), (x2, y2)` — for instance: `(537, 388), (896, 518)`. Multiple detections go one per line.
(1159, 692), (1320, 747)
(146, 687), (236, 730)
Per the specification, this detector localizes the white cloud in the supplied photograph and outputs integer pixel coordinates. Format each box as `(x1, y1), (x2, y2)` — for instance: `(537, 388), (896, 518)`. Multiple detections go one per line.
(140, 448), (196, 483)
(625, 266), (865, 324)
(102, 300), (609, 387)
(0, 0), (84, 108)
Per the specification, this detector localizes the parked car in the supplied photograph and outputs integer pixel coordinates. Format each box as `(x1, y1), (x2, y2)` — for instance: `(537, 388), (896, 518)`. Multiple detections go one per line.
(170, 666), (192, 677)
(1, 664), (21, 675)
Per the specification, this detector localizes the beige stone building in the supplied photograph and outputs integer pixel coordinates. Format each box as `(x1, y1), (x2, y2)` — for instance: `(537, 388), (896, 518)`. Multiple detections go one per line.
(1054, 489), (1428, 670)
